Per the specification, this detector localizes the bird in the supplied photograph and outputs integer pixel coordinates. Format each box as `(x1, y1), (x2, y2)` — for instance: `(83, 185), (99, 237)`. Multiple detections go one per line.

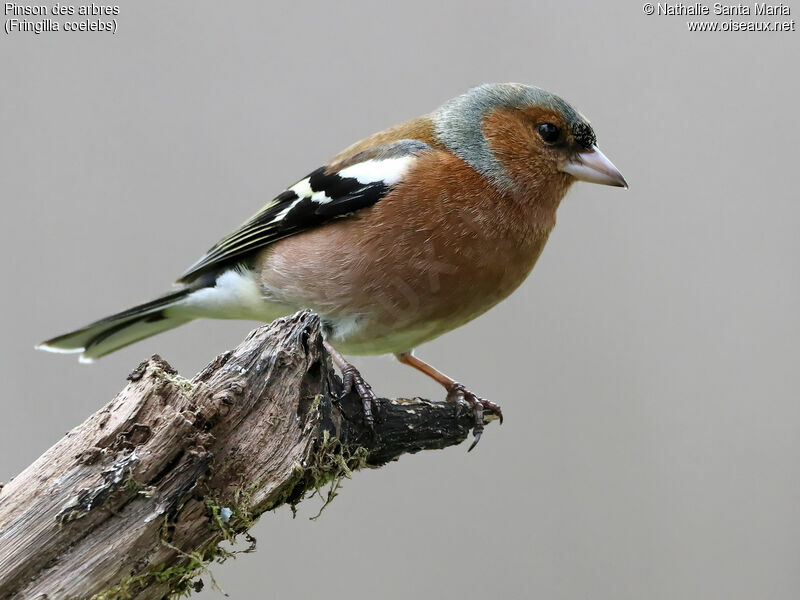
(38, 83), (627, 449)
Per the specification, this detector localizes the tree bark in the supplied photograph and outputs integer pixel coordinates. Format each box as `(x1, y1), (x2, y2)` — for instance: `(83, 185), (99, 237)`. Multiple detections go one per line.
(0, 311), (488, 600)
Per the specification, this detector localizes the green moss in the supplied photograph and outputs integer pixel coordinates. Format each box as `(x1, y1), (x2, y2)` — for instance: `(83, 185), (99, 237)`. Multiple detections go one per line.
(304, 430), (369, 520)
(204, 484), (257, 543)
(309, 393), (323, 412)
(90, 541), (234, 600)
(91, 432), (369, 598)
(88, 559), (201, 600)
(89, 571), (151, 600)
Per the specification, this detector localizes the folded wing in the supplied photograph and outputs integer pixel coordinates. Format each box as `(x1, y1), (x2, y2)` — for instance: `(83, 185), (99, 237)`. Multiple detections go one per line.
(178, 139), (434, 283)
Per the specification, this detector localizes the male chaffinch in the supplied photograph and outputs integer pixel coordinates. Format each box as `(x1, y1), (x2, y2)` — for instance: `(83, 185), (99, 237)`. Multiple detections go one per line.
(39, 83), (627, 448)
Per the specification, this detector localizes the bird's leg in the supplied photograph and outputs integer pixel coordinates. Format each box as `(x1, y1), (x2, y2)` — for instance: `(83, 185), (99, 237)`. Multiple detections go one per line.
(395, 351), (503, 451)
(324, 340), (376, 427)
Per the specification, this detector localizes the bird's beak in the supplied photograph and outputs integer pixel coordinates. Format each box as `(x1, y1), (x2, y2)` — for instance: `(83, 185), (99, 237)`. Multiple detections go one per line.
(560, 145), (628, 188)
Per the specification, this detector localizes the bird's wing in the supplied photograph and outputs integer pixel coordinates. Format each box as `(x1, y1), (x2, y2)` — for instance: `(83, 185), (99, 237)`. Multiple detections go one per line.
(177, 139), (434, 283)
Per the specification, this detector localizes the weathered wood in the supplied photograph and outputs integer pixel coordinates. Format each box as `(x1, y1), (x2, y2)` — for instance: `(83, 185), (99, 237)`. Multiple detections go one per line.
(0, 311), (488, 600)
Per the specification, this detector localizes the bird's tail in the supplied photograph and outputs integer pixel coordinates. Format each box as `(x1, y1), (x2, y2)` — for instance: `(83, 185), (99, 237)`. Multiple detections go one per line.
(36, 288), (197, 363)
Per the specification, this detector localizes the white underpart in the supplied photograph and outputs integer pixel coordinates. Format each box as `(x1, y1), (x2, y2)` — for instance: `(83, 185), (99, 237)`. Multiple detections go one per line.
(337, 156), (414, 185)
(331, 319), (446, 356)
(174, 269), (278, 321)
(325, 314), (362, 342)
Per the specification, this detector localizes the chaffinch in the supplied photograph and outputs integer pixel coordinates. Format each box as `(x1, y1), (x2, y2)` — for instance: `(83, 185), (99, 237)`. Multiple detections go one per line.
(39, 83), (627, 448)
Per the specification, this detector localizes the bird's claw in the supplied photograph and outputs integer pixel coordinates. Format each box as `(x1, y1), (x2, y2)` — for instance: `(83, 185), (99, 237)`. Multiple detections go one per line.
(341, 364), (377, 428)
(467, 430), (482, 452)
(446, 382), (503, 451)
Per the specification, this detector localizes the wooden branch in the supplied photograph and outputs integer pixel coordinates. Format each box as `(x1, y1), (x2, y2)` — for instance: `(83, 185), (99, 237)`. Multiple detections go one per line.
(0, 311), (489, 600)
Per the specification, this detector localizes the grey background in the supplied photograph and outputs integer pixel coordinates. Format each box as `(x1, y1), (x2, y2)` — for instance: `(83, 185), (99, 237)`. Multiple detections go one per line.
(2, 1), (798, 599)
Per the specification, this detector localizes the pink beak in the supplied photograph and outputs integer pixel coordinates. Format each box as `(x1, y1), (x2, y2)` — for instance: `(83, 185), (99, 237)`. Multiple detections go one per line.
(560, 145), (628, 188)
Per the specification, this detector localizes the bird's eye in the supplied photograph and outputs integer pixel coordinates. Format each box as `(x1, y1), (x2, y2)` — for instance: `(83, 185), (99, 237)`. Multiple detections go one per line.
(537, 123), (561, 144)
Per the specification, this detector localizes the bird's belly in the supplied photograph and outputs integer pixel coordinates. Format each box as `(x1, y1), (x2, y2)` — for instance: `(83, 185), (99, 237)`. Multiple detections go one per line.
(256, 215), (551, 355)
(327, 319), (449, 355)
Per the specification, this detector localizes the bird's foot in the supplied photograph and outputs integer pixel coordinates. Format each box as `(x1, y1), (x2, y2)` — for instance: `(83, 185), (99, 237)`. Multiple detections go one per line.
(446, 382), (503, 452)
(341, 364), (377, 428)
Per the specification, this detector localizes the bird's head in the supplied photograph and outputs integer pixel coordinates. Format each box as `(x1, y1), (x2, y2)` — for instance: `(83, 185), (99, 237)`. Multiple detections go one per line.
(433, 83), (627, 195)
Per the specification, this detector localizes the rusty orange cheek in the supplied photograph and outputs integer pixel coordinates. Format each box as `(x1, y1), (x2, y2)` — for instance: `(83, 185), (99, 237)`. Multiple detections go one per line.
(482, 107), (563, 189)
